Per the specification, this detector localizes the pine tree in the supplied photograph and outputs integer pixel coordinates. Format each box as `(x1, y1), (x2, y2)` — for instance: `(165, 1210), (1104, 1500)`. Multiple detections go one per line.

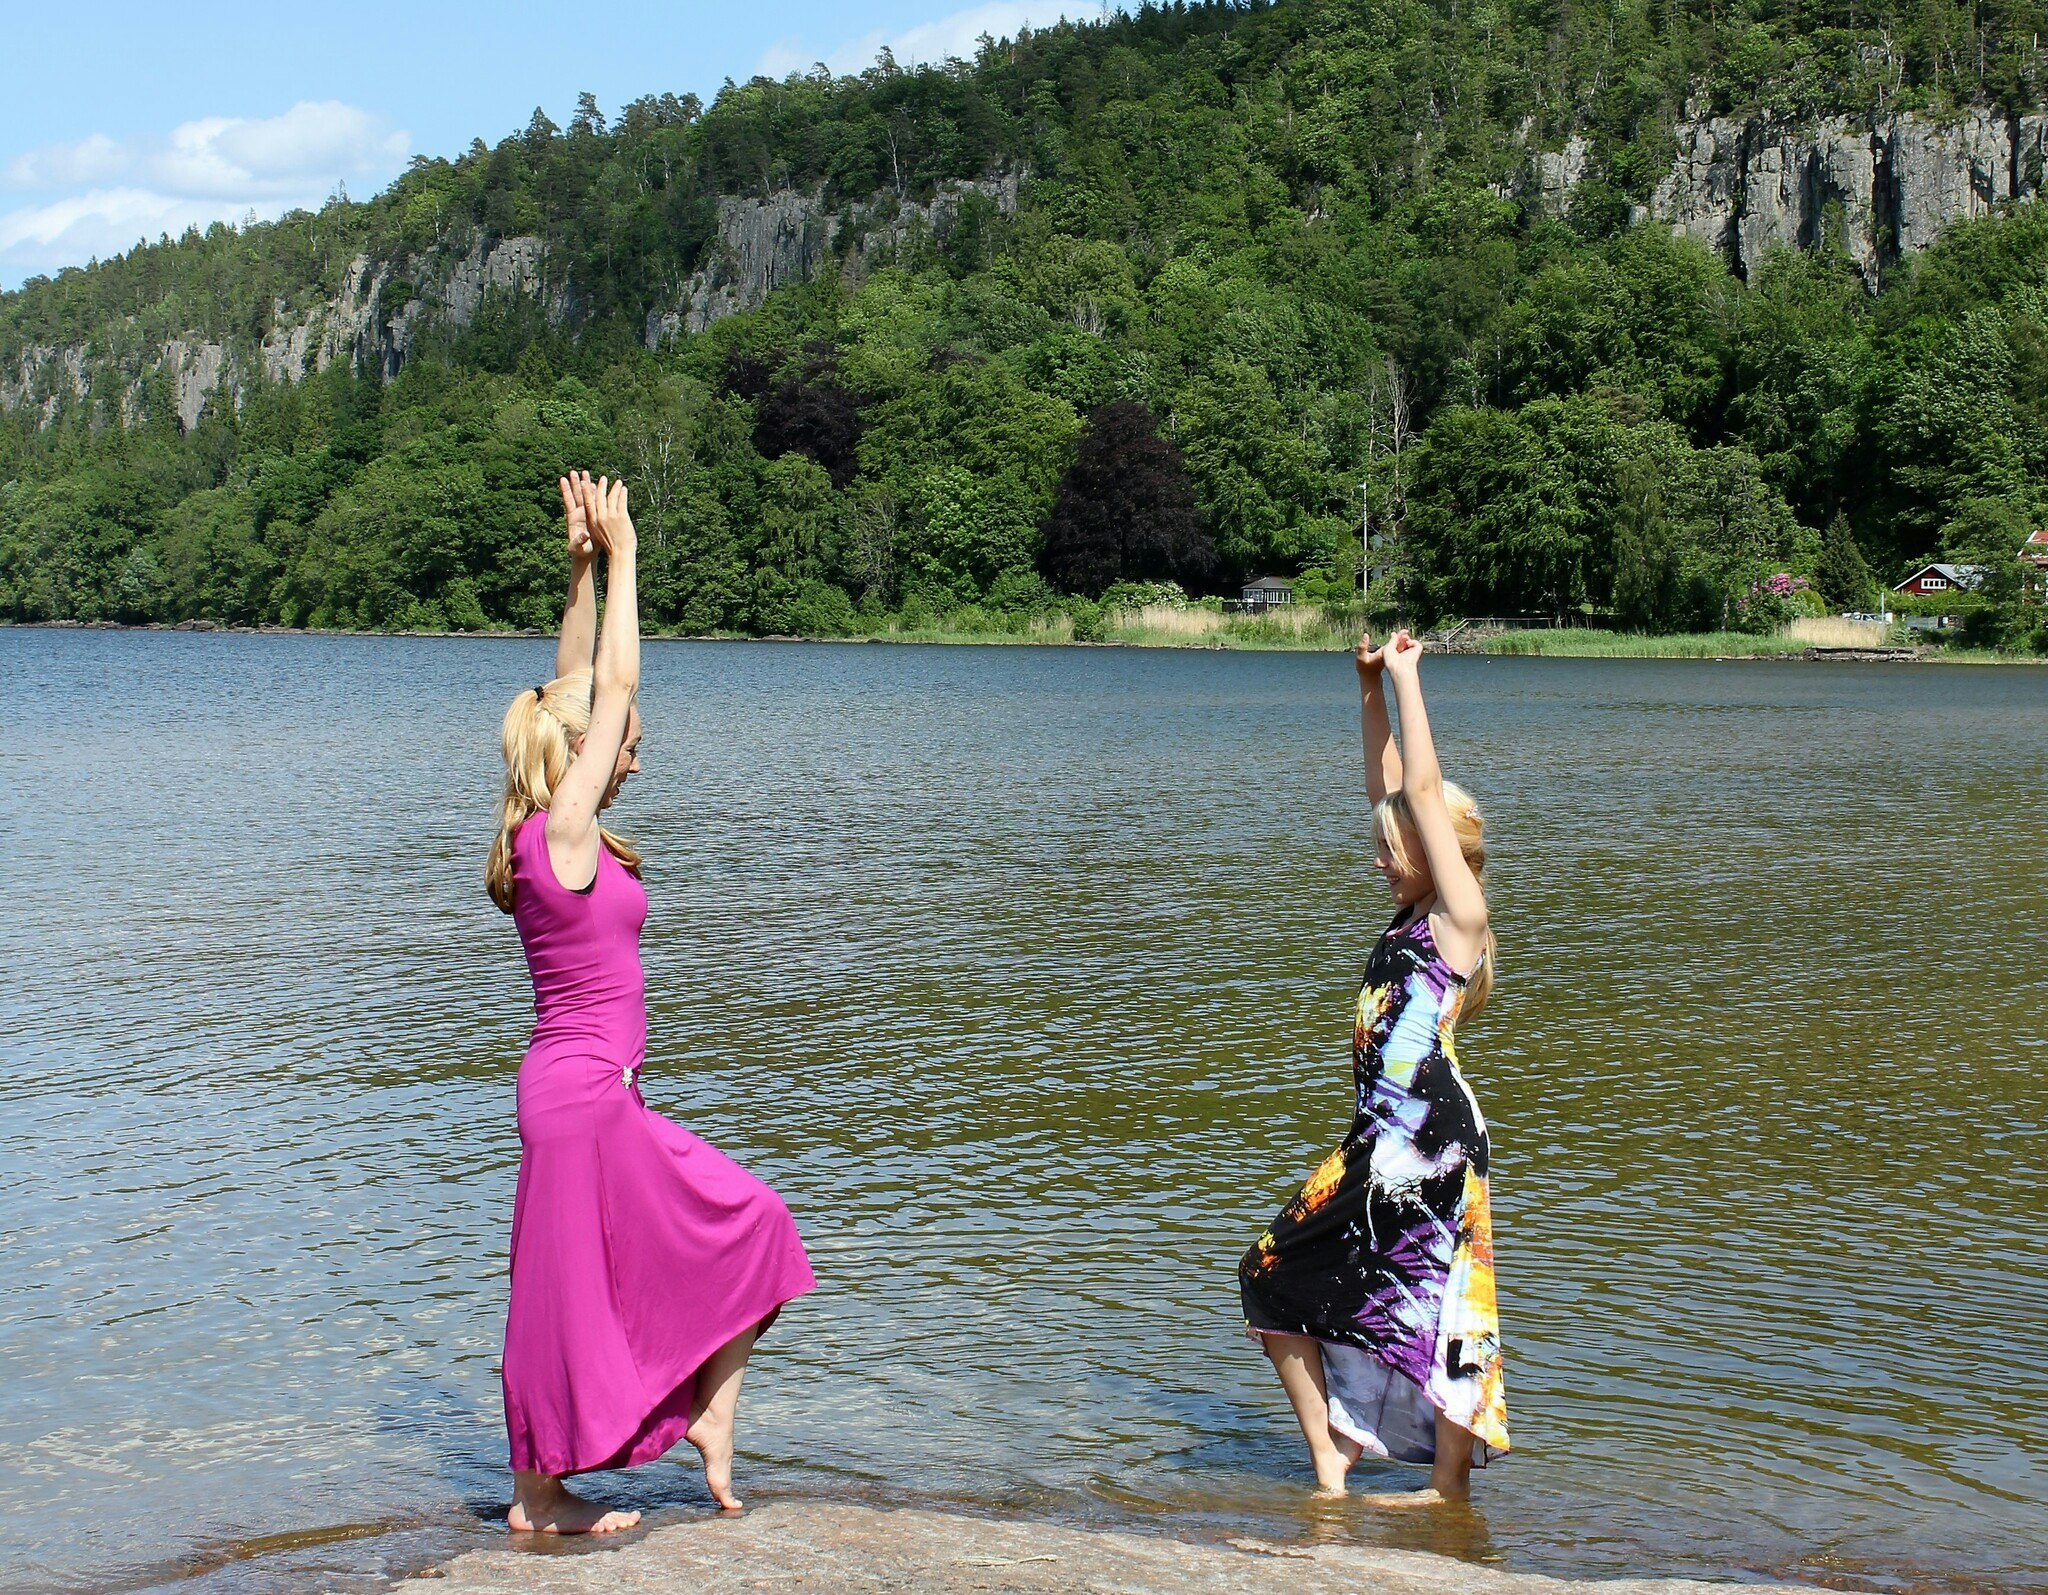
(1815, 513), (1877, 611)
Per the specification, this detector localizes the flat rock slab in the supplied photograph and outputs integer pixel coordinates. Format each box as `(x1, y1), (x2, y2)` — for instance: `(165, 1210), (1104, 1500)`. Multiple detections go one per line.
(398, 1501), (1791, 1595)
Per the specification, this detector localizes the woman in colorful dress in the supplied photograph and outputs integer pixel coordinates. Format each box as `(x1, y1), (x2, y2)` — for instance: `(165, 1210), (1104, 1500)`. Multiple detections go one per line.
(484, 472), (815, 1533)
(1239, 627), (1508, 1503)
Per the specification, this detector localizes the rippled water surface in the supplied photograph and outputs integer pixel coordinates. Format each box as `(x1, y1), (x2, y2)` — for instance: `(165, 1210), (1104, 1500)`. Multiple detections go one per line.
(4, 631), (2045, 1594)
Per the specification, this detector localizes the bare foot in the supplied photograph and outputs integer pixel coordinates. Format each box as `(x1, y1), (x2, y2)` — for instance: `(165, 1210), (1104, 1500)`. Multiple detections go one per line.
(685, 1409), (742, 1511)
(507, 1472), (641, 1535)
(1310, 1430), (1364, 1494)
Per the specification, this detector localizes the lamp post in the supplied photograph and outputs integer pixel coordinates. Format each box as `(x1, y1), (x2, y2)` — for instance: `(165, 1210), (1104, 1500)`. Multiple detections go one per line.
(1360, 480), (1370, 602)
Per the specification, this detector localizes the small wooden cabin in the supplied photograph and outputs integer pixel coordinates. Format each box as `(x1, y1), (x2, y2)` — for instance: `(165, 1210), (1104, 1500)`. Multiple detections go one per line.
(1241, 575), (1296, 608)
(1892, 563), (1986, 598)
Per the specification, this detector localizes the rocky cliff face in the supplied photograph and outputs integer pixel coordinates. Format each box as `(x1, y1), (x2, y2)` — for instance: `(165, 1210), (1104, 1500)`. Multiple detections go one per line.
(4, 111), (2042, 433)
(1, 172), (1020, 432)
(1, 343), (88, 430)
(1, 233), (559, 432)
(1608, 106), (2048, 281)
(643, 172), (1023, 347)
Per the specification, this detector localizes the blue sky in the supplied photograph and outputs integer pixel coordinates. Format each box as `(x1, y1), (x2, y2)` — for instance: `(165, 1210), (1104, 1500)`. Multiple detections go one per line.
(1, 0), (1087, 288)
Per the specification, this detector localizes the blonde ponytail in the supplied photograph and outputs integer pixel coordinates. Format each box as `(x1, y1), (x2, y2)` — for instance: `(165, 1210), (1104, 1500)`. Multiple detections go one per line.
(486, 669), (643, 913)
(1373, 781), (1496, 1020)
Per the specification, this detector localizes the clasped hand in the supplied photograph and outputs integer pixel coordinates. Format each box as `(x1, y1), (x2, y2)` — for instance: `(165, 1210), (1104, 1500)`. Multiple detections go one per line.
(1356, 628), (1423, 683)
(558, 470), (635, 560)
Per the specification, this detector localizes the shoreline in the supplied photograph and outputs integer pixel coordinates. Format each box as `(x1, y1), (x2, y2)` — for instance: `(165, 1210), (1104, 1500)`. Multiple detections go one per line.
(390, 1499), (1805, 1595)
(7, 617), (2043, 664)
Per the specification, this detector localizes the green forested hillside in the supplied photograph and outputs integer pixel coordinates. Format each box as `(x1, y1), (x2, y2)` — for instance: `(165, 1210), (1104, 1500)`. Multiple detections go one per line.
(4, 0), (2048, 644)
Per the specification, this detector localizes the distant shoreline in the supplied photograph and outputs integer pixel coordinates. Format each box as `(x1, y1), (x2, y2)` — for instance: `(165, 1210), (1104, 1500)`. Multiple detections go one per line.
(7, 617), (2043, 664)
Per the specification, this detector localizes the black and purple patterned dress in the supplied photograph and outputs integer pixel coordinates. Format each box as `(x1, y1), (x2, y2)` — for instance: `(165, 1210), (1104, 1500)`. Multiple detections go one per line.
(1240, 907), (1509, 1465)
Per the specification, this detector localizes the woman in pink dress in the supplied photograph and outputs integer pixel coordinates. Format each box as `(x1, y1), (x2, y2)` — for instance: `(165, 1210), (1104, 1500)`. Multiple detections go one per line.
(484, 472), (815, 1534)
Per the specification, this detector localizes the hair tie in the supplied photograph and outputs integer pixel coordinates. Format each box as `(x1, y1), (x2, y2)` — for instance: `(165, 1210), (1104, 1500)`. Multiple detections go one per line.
(532, 684), (549, 706)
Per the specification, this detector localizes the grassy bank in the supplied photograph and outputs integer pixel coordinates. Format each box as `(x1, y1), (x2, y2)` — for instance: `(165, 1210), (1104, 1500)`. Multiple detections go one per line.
(1478, 616), (1919, 657)
(26, 610), (2046, 661)
(1100, 602), (1361, 649)
(1480, 628), (1820, 657)
(823, 601), (1364, 650)
(1477, 616), (2044, 660)
(865, 607), (1932, 656)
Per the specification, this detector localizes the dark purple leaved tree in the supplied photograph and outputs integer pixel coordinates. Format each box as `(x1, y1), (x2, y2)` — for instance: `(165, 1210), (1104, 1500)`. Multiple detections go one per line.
(721, 342), (865, 489)
(1040, 401), (1212, 596)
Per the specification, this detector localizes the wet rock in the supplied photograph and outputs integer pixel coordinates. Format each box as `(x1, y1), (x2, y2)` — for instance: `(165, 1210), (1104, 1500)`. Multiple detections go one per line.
(396, 1501), (1797, 1595)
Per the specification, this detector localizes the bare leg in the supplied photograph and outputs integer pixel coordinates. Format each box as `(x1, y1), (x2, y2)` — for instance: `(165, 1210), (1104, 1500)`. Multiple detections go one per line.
(506, 1471), (640, 1534)
(1430, 1408), (1475, 1500)
(684, 1323), (760, 1511)
(1260, 1333), (1365, 1494)
(1356, 1409), (1476, 1507)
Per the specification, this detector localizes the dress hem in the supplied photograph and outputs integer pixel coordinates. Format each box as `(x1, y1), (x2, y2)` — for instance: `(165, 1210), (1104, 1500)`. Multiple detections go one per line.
(1242, 1323), (1509, 1465)
(508, 1280), (814, 1478)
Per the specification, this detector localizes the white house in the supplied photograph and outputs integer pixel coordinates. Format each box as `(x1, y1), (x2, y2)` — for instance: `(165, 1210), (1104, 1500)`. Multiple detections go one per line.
(1241, 575), (1295, 608)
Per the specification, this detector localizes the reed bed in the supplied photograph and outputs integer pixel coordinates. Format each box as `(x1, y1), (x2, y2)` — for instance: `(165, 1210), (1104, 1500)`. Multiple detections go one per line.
(1481, 628), (1814, 657)
(856, 605), (1072, 646)
(711, 606), (1962, 659)
(1102, 602), (1229, 641)
(1228, 604), (1355, 643)
(1781, 616), (1897, 648)
(1485, 617), (1924, 657)
(863, 602), (1355, 649)
(1101, 602), (1359, 649)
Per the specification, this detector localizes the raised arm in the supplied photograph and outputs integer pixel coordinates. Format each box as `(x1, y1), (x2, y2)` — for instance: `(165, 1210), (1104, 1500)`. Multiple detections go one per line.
(1382, 631), (1487, 973)
(1356, 633), (1401, 804)
(545, 476), (639, 890)
(555, 471), (598, 680)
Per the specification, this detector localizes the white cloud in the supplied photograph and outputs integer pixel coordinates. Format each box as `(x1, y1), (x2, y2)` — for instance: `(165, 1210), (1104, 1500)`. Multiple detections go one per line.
(0, 189), (296, 279)
(5, 133), (128, 189)
(757, 0), (1092, 80)
(0, 188), (200, 252)
(1, 101), (409, 284)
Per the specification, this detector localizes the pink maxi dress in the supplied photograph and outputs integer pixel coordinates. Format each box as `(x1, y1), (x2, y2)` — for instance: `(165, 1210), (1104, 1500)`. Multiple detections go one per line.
(502, 809), (815, 1476)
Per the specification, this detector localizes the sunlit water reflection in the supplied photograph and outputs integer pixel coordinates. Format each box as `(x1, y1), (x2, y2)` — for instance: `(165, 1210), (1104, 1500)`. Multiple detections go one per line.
(2, 632), (2043, 1593)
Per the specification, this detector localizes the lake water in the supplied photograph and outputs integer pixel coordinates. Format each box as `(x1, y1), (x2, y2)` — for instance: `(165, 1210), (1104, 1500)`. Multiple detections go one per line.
(3, 630), (2044, 1594)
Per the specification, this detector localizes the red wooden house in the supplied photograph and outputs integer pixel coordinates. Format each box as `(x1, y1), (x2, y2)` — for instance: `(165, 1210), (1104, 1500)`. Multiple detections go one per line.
(1892, 563), (1986, 598)
(2023, 530), (2048, 603)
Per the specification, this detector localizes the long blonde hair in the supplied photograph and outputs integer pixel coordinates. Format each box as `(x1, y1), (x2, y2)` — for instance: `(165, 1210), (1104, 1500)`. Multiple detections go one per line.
(486, 667), (643, 913)
(1373, 780), (1496, 1019)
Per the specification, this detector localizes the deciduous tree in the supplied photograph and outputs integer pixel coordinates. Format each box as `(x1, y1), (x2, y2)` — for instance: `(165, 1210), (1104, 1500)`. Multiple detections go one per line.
(1039, 401), (1210, 597)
